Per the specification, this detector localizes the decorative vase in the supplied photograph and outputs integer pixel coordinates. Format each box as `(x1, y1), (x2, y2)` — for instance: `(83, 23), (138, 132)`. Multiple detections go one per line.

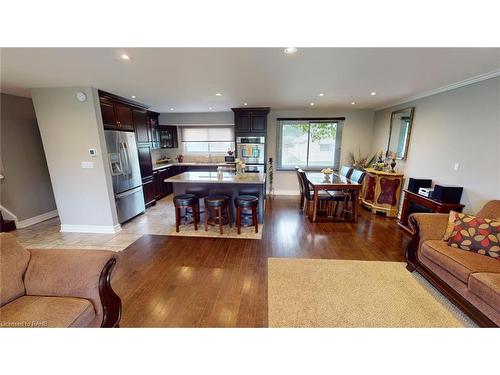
(390, 159), (396, 173)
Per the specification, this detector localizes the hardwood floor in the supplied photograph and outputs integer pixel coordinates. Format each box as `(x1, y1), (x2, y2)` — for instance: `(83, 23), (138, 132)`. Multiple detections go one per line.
(112, 196), (411, 327)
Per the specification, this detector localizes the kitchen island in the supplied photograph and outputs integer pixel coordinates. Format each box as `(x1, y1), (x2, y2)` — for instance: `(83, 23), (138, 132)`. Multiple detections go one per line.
(165, 171), (266, 223)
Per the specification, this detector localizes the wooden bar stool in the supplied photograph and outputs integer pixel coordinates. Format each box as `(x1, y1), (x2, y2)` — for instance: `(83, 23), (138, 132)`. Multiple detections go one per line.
(234, 195), (259, 234)
(173, 194), (198, 232)
(204, 195), (231, 235)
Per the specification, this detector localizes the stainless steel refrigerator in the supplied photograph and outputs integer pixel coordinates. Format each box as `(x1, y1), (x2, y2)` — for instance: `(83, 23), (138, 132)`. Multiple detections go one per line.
(105, 130), (145, 223)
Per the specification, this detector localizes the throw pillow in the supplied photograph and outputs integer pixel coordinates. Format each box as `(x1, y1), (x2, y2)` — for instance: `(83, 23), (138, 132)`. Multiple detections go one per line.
(443, 210), (460, 241)
(447, 212), (500, 260)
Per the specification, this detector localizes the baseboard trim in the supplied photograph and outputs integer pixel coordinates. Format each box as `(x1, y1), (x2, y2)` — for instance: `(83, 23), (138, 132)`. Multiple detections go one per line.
(0, 205), (17, 222)
(272, 190), (300, 196)
(16, 210), (59, 229)
(60, 223), (122, 234)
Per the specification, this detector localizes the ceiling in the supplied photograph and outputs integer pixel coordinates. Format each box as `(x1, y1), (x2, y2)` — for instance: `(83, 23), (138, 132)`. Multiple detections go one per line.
(1, 48), (499, 112)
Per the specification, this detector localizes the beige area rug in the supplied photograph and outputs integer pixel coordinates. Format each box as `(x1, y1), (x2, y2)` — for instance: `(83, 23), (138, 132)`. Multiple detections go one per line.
(268, 258), (476, 328)
(12, 196), (262, 251)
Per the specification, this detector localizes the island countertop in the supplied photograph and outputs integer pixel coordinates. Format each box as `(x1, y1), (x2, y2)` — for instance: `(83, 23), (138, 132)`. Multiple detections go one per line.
(165, 171), (266, 185)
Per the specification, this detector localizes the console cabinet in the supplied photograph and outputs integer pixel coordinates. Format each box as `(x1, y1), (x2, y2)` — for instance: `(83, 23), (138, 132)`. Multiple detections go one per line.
(360, 168), (404, 218)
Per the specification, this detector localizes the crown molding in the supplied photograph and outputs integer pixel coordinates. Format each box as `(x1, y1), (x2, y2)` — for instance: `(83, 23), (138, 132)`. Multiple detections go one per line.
(375, 69), (500, 111)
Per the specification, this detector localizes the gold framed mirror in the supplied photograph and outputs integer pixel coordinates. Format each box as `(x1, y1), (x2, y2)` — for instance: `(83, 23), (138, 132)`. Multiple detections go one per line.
(387, 107), (414, 160)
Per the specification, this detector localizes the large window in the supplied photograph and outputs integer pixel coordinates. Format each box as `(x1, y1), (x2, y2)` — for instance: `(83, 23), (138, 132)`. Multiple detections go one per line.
(180, 126), (235, 156)
(277, 119), (343, 170)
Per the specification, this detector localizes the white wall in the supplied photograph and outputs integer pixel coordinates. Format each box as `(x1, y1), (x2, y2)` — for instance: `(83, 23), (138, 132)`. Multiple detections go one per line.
(31, 87), (120, 233)
(371, 76), (500, 214)
(268, 108), (374, 194)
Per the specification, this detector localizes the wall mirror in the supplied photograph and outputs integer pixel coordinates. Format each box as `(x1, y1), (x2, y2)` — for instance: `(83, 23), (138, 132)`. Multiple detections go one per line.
(387, 107), (414, 160)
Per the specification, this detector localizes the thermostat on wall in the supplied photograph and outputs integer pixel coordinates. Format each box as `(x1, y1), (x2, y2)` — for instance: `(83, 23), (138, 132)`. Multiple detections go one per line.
(89, 149), (97, 157)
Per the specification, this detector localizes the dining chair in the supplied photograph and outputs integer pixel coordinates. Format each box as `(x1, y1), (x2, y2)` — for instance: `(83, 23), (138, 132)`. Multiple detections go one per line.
(297, 170), (333, 217)
(339, 165), (354, 179)
(342, 169), (366, 217)
(295, 166), (305, 210)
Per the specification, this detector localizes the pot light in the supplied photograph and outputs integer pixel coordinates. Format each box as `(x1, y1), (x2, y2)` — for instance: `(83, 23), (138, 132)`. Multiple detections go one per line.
(351, 102), (356, 105)
(208, 107), (213, 110)
(371, 92), (377, 96)
(121, 54), (131, 60)
(318, 93), (324, 97)
(309, 102), (315, 106)
(170, 108), (174, 111)
(243, 102), (248, 106)
(284, 47), (298, 54)
(215, 92), (222, 96)
(131, 95), (136, 99)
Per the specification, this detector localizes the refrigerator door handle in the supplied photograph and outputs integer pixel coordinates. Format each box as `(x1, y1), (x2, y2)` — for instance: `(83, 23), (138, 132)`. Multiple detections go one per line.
(116, 186), (143, 199)
(119, 142), (130, 175)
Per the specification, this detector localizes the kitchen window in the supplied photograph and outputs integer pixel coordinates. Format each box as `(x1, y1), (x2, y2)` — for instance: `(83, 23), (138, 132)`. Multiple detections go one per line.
(180, 126), (235, 156)
(276, 119), (343, 170)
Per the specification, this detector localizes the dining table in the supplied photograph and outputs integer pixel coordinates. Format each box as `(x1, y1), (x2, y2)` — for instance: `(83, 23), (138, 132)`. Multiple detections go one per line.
(305, 172), (362, 222)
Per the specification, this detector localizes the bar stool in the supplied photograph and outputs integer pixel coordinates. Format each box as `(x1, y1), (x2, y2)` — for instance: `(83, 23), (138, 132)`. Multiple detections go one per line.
(234, 195), (259, 234)
(204, 195), (231, 235)
(186, 187), (209, 221)
(173, 194), (198, 232)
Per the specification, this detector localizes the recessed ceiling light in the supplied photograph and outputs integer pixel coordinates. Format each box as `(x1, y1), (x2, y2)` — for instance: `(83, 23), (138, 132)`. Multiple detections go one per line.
(243, 102), (248, 106)
(318, 93), (324, 97)
(284, 47), (298, 54)
(371, 92), (377, 96)
(121, 54), (131, 60)
(215, 93), (222, 96)
(208, 107), (213, 110)
(309, 102), (315, 106)
(131, 95), (136, 99)
(351, 102), (356, 105)
(170, 108), (174, 111)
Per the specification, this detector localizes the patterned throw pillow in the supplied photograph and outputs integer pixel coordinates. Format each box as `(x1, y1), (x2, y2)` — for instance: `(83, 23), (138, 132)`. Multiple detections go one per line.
(446, 212), (500, 260)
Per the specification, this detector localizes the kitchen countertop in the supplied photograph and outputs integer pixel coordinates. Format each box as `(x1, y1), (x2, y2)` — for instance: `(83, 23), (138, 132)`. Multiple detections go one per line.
(153, 162), (235, 170)
(165, 171), (266, 184)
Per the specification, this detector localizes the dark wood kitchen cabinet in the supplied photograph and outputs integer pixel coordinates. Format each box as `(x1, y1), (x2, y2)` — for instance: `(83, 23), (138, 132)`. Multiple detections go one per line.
(147, 111), (160, 147)
(99, 91), (148, 131)
(133, 109), (150, 143)
(232, 107), (270, 133)
(142, 178), (156, 208)
(137, 144), (153, 181)
(159, 126), (178, 148)
(154, 167), (172, 199)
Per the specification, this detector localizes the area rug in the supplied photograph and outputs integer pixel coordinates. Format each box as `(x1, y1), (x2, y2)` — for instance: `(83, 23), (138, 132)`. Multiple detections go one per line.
(167, 223), (264, 240)
(268, 258), (476, 328)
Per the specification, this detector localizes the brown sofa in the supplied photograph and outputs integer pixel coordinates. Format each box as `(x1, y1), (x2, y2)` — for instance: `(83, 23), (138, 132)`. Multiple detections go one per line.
(406, 200), (500, 327)
(0, 233), (121, 328)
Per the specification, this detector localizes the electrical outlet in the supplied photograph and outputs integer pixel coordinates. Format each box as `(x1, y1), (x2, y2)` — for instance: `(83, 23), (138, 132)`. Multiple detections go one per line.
(453, 162), (460, 171)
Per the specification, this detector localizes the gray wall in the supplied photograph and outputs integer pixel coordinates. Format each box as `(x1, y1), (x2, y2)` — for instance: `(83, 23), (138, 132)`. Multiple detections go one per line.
(31, 87), (119, 232)
(0, 93), (57, 221)
(371, 76), (500, 214)
(159, 111), (233, 125)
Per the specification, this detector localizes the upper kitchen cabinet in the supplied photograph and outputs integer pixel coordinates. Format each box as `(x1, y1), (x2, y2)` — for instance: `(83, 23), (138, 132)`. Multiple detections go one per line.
(232, 107), (270, 134)
(98, 90), (149, 131)
(147, 111), (160, 147)
(133, 109), (150, 143)
(159, 126), (178, 148)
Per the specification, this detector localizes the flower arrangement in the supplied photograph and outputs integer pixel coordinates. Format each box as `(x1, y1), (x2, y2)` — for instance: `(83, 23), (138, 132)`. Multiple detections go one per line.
(348, 147), (376, 170)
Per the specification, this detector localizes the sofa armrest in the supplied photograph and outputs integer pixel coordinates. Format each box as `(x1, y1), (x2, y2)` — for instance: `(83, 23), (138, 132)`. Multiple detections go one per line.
(406, 213), (449, 271)
(24, 249), (121, 327)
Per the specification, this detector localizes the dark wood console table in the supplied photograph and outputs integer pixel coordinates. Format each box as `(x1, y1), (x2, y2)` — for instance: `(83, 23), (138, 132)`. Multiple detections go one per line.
(398, 189), (465, 234)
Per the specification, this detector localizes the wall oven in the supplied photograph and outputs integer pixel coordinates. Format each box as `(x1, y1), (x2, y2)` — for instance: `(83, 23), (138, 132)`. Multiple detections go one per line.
(236, 136), (265, 164)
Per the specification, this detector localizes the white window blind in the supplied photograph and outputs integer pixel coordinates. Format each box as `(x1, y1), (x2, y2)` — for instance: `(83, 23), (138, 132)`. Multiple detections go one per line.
(180, 126), (235, 155)
(180, 126), (234, 142)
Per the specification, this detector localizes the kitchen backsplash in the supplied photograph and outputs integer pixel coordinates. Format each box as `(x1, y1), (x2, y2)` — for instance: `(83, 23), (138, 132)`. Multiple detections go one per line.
(151, 148), (226, 164)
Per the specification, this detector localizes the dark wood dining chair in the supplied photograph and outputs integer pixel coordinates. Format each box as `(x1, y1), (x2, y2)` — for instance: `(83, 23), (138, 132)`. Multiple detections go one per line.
(295, 166), (305, 211)
(342, 169), (366, 217)
(297, 170), (333, 217)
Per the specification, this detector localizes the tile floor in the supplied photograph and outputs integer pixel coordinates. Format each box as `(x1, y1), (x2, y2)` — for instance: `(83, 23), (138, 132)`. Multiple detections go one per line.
(12, 195), (261, 251)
